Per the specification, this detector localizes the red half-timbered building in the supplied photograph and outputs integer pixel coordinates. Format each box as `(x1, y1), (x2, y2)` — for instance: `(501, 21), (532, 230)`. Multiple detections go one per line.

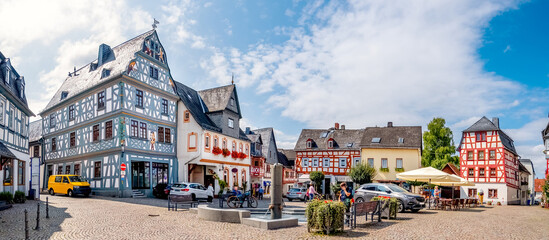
(458, 117), (524, 205)
(294, 123), (363, 194)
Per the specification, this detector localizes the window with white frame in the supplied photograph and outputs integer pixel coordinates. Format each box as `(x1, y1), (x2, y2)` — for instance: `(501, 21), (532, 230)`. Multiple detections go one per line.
(381, 158), (388, 168)
(228, 118), (234, 128)
(323, 158), (330, 167)
(354, 157), (361, 166)
(312, 158), (318, 167)
(339, 158), (346, 168)
(368, 158), (374, 166)
(302, 158), (309, 167)
(396, 158), (403, 169)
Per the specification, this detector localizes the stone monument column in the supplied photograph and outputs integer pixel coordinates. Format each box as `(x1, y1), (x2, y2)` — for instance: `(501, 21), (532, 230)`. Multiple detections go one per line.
(271, 163), (282, 219)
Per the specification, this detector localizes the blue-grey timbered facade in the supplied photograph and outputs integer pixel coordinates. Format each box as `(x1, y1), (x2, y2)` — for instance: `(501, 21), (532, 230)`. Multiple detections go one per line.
(40, 30), (178, 197)
(0, 51), (34, 196)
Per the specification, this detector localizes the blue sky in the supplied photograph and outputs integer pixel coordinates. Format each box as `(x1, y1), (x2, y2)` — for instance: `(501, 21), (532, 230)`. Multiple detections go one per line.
(1, 0), (547, 178)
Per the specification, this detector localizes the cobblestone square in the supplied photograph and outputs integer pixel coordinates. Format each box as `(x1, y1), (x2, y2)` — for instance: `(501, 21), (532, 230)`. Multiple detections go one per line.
(1, 195), (548, 239)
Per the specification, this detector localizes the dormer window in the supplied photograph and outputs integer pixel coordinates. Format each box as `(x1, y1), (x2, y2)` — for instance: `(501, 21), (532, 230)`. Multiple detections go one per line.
(398, 138), (404, 143)
(328, 140), (333, 148)
(228, 118), (234, 128)
(101, 69), (111, 79)
(61, 91), (69, 100)
(306, 139), (313, 149)
(230, 97), (235, 106)
(371, 137), (381, 143)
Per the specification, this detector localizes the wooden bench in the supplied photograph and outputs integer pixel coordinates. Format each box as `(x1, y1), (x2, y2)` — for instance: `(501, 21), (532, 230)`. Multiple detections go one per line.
(168, 194), (199, 211)
(348, 201), (381, 229)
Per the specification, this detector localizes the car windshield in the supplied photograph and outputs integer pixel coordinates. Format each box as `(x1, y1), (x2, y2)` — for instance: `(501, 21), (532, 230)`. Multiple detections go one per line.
(289, 188), (301, 192)
(172, 183), (187, 188)
(68, 176), (85, 182)
(387, 184), (408, 193)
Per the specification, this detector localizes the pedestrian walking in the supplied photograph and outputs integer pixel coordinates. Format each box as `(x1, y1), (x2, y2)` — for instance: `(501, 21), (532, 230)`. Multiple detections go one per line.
(207, 183), (214, 202)
(258, 186), (264, 200)
(308, 184), (316, 201)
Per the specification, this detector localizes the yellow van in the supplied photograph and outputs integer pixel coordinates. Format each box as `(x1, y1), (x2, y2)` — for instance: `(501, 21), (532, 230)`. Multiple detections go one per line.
(48, 175), (91, 197)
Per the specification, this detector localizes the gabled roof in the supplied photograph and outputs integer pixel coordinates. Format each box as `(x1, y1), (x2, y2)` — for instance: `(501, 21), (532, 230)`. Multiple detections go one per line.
(41, 29), (156, 114)
(464, 116), (500, 132)
(253, 128), (278, 160)
(279, 149), (296, 161)
(0, 52), (34, 116)
(295, 128), (364, 151)
(534, 179), (545, 192)
(277, 151), (293, 167)
(361, 126), (422, 149)
(198, 84), (242, 117)
(518, 162), (530, 175)
(173, 81), (221, 132)
(29, 120), (43, 143)
(441, 163), (459, 175)
(246, 133), (262, 144)
(459, 117), (517, 155)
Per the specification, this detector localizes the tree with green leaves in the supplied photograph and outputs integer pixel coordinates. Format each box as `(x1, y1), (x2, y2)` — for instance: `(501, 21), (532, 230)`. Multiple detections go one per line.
(422, 117), (460, 169)
(348, 162), (377, 186)
(309, 171), (325, 192)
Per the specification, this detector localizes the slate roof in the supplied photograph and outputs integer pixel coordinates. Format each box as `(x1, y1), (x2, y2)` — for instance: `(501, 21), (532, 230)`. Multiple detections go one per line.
(535, 179), (545, 192)
(173, 81), (221, 132)
(294, 128), (364, 151)
(253, 128), (278, 160)
(0, 142), (16, 158)
(279, 149), (296, 161)
(277, 151), (293, 167)
(198, 84), (241, 117)
(361, 126), (422, 149)
(460, 116), (517, 155)
(541, 120), (549, 141)
(173, 80), (249, 141)
(245, 133), (262, 144)
(29, 120), (42, 143)
(41, 29), (156, 114)
(0, 52), (34, 116)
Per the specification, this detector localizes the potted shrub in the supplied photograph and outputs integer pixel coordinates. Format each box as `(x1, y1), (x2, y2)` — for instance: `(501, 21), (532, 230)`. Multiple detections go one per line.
(306, 200), (345, 234)
(13, 191), (26, 203)
(0, 191), (14, 204)
(372, 196), (398, 219)
(497, 201), (501, 206)
(487, 201), (492, 206)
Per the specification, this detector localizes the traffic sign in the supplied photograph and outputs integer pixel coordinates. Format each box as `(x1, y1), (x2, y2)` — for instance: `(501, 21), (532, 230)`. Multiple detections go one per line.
(121, 163), (126, 171)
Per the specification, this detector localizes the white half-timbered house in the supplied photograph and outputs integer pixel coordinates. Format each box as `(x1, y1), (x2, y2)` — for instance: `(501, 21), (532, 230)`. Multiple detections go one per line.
(458, 117), (528, 205)
(40, 30), (179, 197)
(174, 81), (251, 194)
(0, 51), (34, 197)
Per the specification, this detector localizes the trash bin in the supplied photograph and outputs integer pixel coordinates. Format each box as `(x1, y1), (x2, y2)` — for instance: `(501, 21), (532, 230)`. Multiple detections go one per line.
(28, 189), (36, 200)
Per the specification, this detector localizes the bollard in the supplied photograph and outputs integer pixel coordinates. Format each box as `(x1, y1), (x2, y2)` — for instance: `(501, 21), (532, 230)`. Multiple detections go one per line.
(24, 209), (29, 240)
(46, 197), (49, 219)
(34, 202), (40, 230)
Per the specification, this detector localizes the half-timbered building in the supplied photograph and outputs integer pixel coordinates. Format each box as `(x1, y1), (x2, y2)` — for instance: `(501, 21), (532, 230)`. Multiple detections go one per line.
(458, 117), (523, 205)
(174, 81), (251, 194)
(40, 30), (179, 197)
(28, 120), (43, 199)
(294, 123), (363, 194)
(0, 52), (34, 197)
(541, 119), (549, 177)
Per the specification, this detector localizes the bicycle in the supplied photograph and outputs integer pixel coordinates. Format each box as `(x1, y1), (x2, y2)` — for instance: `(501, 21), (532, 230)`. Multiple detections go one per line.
(227, 191), (258, 208)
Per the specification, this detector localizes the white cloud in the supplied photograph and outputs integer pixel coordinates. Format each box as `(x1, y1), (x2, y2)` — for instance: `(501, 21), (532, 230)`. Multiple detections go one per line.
(201, 0), (521, 129)
(273, 128), (299, 149)
(516, 144), (546, 178)
(503, 45), (512, 53)
(504, 118), (548, 143)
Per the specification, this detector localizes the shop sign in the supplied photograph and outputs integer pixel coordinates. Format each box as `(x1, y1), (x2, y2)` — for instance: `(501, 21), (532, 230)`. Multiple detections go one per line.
(251, 166), (261, 176)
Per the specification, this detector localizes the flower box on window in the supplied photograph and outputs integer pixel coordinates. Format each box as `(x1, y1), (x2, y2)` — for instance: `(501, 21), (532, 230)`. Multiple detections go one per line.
(379, 167), (389, 172)
(222, 148), (230, 157)
(231, 151), (239, 159)
(212, 147), (222, 155)
(238, 152), (247, 159)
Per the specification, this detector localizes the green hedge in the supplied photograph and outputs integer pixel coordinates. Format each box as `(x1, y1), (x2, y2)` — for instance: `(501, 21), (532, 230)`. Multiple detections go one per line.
(306, 200), (346, 234)
(14, 191), (26, 203)
(0, 191), (13, 204)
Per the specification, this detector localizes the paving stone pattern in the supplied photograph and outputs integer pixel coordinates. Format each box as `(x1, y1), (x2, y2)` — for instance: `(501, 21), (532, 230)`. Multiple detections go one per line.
(0, 195), (548, 239)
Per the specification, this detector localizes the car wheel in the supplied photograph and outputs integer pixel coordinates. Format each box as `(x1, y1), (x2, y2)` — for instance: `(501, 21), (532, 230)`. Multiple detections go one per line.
(356, 197), (364, 203)
(49, 188), (55, 196)
(398, 200), (405, 213)
(191, 193), (196, 201)
(68, 190), (74, 197)
(411, 209), (420, 213)
(84, 193), (90, 198)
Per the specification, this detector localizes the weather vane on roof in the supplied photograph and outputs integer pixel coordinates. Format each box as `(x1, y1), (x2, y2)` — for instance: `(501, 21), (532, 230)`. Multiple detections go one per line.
(152, 18), (160, 29)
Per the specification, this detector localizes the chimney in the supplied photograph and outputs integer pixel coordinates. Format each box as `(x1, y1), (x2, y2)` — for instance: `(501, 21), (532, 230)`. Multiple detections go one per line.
(335, 123), (339, 130)
(387, 122), (393, 127)
(492, 117), (499, 129)
(341, 125), (345, 130)
(245, 127), (251, 134)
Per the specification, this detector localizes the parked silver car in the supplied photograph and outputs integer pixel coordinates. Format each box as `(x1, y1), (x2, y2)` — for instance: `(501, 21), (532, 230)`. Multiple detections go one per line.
(285, 188), (307, 201)
(354, 183), (425, 213)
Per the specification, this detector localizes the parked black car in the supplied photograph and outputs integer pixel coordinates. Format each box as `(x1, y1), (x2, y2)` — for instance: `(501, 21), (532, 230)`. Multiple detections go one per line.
(152, 183), (170, 199)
